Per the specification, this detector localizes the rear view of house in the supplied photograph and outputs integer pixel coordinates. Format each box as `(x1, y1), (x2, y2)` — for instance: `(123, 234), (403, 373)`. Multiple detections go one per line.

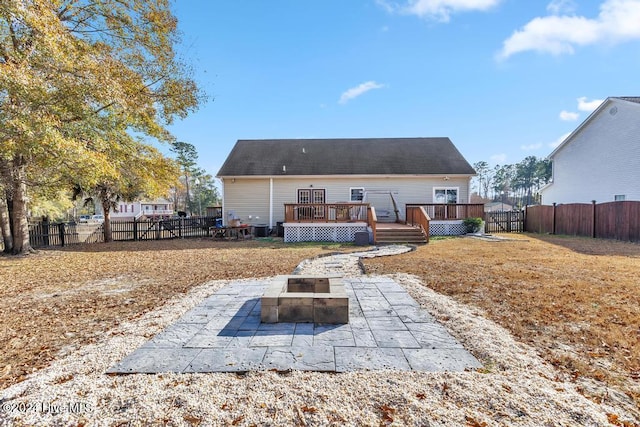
(217, 138), (477, 242)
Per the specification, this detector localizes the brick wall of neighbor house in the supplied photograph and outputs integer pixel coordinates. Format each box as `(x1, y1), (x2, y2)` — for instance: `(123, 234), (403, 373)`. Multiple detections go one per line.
(542, 100), (640, 204)
(223, 176), (470, 226)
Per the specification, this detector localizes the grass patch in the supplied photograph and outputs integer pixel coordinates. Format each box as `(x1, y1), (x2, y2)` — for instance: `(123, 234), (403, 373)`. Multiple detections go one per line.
(363, 233), (640, 408)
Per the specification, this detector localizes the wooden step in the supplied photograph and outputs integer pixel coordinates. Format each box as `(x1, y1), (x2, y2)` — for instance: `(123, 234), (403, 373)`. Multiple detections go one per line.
(375, 227), (427, 244)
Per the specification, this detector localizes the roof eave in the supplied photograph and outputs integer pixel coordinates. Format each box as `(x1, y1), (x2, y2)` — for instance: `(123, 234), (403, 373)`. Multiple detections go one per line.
(217, 173), (475, 180)
(547, 96), (640, 159)
(548, 98), (616, 159)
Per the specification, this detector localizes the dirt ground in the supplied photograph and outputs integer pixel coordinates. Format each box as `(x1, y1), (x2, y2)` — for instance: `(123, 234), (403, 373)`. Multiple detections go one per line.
(363, 234), (640, 413)
(1, 234), (639, 417)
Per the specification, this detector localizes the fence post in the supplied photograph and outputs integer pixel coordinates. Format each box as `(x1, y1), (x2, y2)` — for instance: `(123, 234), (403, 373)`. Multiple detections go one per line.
(552, 203), (557, 235)
(591, 200), (596, 238)
(42, 216), (50, 246)
(58, 222), (66, 247)
(133, 218), (138, 241)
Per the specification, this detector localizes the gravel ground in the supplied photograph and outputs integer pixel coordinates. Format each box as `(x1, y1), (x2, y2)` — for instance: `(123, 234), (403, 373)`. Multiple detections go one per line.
(1, 247), (637, 426)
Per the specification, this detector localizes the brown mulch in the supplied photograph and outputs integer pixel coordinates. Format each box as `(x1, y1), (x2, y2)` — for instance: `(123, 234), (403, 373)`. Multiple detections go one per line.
(362, 234), (640, 410)
(0, 239), (345, 390)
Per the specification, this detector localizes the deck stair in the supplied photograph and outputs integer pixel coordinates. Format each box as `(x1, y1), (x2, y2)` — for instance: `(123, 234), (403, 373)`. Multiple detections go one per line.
(375, 223), (427, 244)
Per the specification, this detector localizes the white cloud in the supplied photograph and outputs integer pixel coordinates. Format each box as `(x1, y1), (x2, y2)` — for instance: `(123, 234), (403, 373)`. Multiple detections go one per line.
(549, 132), (572, 148)
(378, 0), (502, 22)
(490, 153), (507, 164)
(338, 81), (385, 104)
(521, 143), (543, 151)
(577, 96), (604, 112)
(559, 110), (579, 121)
(497, 0), (640, 59)
(546, 0), (577, 15)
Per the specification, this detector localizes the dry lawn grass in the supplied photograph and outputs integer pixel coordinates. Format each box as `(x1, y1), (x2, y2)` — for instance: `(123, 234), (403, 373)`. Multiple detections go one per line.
(0, 239), (347, 390)
(363, 234), (640, 411)
(1, 234), (639, 418)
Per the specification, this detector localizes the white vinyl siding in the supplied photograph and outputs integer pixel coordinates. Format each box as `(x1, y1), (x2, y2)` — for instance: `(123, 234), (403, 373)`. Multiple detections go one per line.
(225, 176), (471, 226)
(542, 99), (640, 204)
(222, 178), (270, 225)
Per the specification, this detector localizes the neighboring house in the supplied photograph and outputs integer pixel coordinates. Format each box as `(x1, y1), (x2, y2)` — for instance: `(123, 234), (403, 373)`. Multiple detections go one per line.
(108, 199), (174, 221)
(484, 201), (514, 212)
(541, 97), (640, 204)
(217, 138), (477, 241)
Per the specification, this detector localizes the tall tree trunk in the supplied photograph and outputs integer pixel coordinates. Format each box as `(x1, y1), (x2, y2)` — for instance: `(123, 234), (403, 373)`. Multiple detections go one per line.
(100, 195), (113, 243)
(185, 173), (191, 215)
(9, 160), (33, 254)
(0, 195), (13, 253)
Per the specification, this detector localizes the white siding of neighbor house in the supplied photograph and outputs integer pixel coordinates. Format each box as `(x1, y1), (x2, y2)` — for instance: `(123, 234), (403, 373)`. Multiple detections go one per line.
(222, 176), (471, 227)
(541, 99), (640, 204)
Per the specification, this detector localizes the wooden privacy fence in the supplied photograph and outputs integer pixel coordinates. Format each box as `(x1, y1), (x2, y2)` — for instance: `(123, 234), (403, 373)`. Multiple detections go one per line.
(29, 217), (220, 248)
(525, 201), (640, 243)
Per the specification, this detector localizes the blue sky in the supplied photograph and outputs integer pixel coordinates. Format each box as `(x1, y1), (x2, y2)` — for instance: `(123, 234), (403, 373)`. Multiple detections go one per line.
(167, 0), (640, 177)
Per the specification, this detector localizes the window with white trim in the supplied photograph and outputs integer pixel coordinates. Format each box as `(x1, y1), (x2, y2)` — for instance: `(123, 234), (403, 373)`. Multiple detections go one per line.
(350, 187), (364, 202)
(614, 194), (626, 201)
(434, 188), (459, 204)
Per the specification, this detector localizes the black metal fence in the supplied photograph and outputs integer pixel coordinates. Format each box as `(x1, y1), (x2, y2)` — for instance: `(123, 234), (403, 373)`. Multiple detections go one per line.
(484, 210), (525, 233)
(29, 221), (82, 247)
(28, 217), (221, 248)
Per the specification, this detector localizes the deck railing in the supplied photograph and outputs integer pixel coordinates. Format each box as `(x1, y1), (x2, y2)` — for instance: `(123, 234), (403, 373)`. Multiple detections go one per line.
(367, 206), (377, 243)
(284, 203), (369, 223)
(406, 203), (484, 221)
(405, 206), (430, 243)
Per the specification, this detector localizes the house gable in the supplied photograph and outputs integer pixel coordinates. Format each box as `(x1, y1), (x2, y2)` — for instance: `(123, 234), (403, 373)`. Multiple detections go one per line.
(542, 97), (640, 204)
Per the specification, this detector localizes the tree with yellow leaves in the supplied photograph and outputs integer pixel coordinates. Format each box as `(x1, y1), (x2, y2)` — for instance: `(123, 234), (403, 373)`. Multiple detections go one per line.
(0, 0), (202, 253)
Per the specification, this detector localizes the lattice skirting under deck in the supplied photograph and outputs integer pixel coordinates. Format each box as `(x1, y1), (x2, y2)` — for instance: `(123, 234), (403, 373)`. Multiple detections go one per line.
(429, 220), (467, 236)
(284, 223), (368, 243)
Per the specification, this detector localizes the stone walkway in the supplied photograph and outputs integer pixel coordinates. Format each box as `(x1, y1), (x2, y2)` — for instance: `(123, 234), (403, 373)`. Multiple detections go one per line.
(107, 246), (481, 374)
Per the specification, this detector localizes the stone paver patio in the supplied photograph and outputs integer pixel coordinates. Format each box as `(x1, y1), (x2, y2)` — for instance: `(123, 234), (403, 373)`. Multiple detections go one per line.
(107, 275), (481, 374)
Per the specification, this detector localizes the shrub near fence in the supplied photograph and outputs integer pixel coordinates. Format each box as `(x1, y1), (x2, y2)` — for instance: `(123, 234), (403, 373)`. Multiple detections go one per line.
(525, 201), (640, 243)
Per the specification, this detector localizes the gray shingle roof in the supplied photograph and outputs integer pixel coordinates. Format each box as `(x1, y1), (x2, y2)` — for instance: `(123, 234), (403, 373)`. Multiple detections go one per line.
(217, 138), (475, 176)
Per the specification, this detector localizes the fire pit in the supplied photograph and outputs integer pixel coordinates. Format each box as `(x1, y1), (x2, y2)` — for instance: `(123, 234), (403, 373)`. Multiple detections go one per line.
(261, 275), (349, 324)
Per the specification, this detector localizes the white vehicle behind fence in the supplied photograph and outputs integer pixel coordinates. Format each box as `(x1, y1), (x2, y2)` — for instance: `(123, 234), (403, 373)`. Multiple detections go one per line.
(90, 215), (105, 223)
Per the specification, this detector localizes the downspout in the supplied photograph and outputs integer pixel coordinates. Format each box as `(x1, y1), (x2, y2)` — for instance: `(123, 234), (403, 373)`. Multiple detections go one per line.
(269, 178), (273, 229)
(221, 178), (226, 225)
